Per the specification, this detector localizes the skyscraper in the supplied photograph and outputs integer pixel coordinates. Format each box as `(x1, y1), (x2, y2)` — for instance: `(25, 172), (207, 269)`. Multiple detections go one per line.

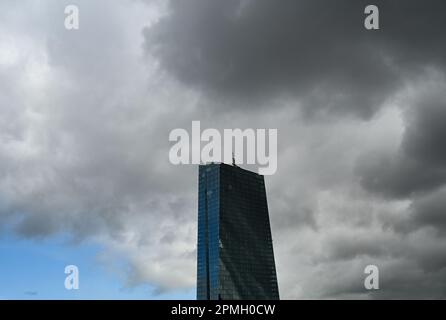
(197, 163), (279, 300)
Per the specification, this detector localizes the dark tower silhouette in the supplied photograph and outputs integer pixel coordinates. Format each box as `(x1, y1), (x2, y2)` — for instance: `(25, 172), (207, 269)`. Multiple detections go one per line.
(196, 163), (279, 300)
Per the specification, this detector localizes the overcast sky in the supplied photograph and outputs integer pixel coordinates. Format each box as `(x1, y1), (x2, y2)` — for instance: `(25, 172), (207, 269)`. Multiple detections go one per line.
(1, 0), (446, 299)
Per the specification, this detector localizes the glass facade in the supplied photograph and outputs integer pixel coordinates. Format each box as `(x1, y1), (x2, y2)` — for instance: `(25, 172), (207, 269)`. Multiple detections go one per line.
(197, 163), (279, 300)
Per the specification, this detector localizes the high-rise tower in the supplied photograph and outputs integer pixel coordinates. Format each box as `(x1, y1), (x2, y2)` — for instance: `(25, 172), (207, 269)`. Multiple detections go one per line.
(197, 163), (279, 300)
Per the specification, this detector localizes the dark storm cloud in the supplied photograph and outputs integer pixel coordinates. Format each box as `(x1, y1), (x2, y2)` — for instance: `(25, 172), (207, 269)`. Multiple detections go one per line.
(411, 189), (446, 234)
(403, 95), (446, 167)
(313, 225), (446, 298)
(357, 153), (446, 199)
(144, 0), (446, 118)
(358, 87), (446, 198)
(390, 187), (446, 237)
(353, 84), (446, 297)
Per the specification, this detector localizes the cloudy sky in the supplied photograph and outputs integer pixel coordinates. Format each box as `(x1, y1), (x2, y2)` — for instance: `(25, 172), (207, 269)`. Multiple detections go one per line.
(1, 0), (446, 299)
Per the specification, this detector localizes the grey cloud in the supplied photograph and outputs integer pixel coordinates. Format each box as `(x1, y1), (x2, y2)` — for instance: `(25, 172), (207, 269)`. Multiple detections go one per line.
(144, 0), (446, 118)
(0, 0), (198, 292)
(390, 187), (446, 237)
(412, 190), (446, 234)
(358, 84), (446, 198)
(357, 152), (446, 199)
(370, 259), (446, 299)
(403, 93), (446, 167)
(309, 227), (446, 298)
